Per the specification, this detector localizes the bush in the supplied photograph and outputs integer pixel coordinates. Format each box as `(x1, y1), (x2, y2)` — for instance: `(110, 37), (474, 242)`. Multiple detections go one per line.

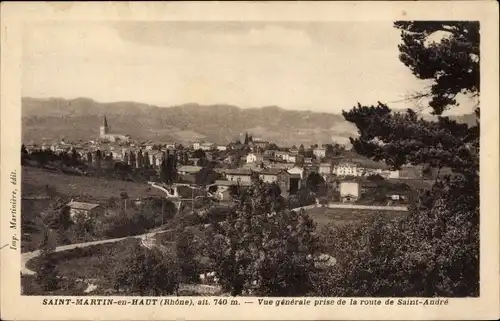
(312, 175), (479, 297)
(111, 243), (180, 295)
(35, 249), (60, 292)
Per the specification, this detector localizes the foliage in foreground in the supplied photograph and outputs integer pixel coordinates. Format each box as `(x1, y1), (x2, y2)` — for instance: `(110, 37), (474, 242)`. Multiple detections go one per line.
(201, 178), (320, 296)
(111, 242), (180, 296)
(315, 174), (478, 297)
(334, 21), (480, 297)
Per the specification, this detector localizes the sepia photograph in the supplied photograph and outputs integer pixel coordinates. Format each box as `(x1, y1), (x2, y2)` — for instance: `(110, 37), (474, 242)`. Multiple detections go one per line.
(1, 1), (498, 320)
(19, 19), (480, 298)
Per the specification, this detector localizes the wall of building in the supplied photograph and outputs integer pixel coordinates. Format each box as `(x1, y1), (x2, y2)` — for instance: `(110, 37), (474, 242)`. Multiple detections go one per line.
(226, 174), (252, 184)
(259, 174), (277, 183)
(339, 182), (360, 198)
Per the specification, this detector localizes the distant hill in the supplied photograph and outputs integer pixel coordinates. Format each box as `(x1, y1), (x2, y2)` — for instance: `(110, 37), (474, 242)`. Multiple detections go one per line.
(22, 97), (357, 145)
(22, 97), (477, 145)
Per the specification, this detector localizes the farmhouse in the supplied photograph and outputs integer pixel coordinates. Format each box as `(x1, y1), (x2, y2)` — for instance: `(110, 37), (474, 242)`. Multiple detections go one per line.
(258, 168), (283, 183)
(66, 201), (105, 220)
(224, 168), (254, 184)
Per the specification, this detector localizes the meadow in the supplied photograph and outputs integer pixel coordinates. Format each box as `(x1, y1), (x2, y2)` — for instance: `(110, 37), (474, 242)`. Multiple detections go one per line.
(305, 207), (408, 229)
(22, 166), (165, 200)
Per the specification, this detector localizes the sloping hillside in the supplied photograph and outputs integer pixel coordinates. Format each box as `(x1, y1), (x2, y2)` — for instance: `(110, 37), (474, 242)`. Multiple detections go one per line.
(22, 166), (165, 200)
(22, 97), (356, 145)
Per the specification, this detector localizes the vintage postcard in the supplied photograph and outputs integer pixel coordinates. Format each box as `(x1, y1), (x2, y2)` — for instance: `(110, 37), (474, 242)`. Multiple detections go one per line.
(1, 1), (499, 320)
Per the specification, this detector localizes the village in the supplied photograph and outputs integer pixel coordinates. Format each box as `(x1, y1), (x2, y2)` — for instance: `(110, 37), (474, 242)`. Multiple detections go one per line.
(21, 115), (432, 220)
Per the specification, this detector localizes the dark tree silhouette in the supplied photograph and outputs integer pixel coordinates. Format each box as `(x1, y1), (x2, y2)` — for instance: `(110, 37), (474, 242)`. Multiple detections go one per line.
(334, 21), (480, 297)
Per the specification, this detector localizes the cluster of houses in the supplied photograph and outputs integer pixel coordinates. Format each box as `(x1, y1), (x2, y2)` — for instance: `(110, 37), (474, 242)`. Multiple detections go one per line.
(24, 116), (425, 211)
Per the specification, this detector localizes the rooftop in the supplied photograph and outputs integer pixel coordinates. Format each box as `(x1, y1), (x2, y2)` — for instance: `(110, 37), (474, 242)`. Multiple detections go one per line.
(178, 165), (203, 173)
(214, 180), (252, 187)
(259, 168), (284, 175)
(66, 201), (102, 211)
(223, 168), (253, 175)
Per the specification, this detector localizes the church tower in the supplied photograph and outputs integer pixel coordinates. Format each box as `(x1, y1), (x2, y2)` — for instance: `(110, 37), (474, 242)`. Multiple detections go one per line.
(100, 116), (109, 137)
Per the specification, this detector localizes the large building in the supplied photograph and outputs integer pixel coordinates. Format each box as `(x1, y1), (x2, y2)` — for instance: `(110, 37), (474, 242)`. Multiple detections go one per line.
(99, 116), (131, 143)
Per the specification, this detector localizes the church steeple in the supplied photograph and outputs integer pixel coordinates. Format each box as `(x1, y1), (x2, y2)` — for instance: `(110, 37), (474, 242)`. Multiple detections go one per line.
(100, 115), (109, 137)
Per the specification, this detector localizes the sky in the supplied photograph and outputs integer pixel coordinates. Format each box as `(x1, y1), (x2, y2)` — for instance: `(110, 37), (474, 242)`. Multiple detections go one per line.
(22, 21), (474, 114)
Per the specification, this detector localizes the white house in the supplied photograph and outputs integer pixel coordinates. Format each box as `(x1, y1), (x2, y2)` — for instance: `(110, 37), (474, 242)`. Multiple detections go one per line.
(274, 151), (288, 160)
(200, 143), (215, 151)
(339, 181), (360, 202)
(318, 163), (332, 177)
(284, 153), (297, 163)
(333, 162), (364, 177)
(111, 151), (123, 161)
(313, 148), (327, 158)
(387, 170), (400, 179)
(192, 142), (201, 150)
(165, 143), (176, 149)
(246, 153), (264, 163)
(216, 145), (227, 151)
(288, 166), (305, 179)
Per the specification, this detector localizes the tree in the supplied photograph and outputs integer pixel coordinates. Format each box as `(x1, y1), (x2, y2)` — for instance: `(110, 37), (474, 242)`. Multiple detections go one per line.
(166, 152), (178, 183)
(192, 149), (206, 159)
(305, 172), (325, 194)
(195, 167), (220, 186)
(137, 150), (143, 168)
(41, 197), (71, 230)
(160, 158), (169, 183)
(336, 21), (479, 296)
(244, 133), (249, 145)
(298, 144), (305, 155)
(120, 191), (129, 212)
(95, 149), (102, 172)
(21, 144), (29, 155)
(268, 143), (279, 150)
(72, 211), (97, 241)
(112, 242), (179, 295)
(395, 21), (479, 114)
(21, 144), (29, 165)
(367, 174), (384, 182)
(175, 228), (200, 283)
(70, 148), (79, 166)
(325, 144), (340, 158)
(143, 151), (150, 168)
(201, 178), (319, 296)
(36, 231), (59, 292)
(129, 151), (136, 168)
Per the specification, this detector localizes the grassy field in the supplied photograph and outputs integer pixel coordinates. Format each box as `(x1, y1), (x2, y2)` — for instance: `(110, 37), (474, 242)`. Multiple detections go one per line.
(305, 207), (408, 228)
(22, 166), (165, 200)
